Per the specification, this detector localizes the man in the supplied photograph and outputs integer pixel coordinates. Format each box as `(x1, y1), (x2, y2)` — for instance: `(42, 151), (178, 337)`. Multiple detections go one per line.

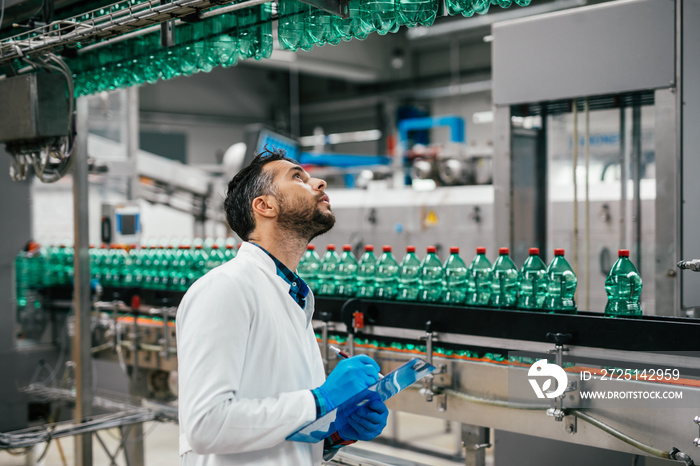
(177, 149), (388, 465)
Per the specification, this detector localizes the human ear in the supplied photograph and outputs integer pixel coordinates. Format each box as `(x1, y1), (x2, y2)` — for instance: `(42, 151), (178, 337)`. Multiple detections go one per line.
(252, 195), (278, 218)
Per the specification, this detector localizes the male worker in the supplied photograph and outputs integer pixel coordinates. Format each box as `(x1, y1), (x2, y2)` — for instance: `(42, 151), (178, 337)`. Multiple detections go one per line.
(177, 149), (388, 465)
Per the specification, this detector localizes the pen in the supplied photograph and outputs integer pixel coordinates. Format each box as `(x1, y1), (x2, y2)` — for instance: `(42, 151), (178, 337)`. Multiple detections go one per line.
(329, 345), (384, 378)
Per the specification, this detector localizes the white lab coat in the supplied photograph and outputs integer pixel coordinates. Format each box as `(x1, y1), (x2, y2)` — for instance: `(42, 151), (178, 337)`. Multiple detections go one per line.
(177, 242), (326, 465)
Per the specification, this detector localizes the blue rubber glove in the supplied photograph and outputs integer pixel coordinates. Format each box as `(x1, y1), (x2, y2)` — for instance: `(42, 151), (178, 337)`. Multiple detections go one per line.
(316, 355), (381, 412)
(336, 393), (388, 442)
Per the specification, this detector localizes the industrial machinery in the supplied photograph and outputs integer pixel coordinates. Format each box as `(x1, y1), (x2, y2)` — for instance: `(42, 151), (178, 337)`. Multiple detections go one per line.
(23, 284), (698, 465)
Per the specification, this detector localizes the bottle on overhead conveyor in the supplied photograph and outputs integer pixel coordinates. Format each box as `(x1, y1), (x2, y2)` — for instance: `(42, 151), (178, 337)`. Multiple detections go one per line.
(356, 245), (378, 298)
(335, 245), (359, 297)
(443, 247), (468, 305)
(397, 0), (439, 28)
(278, 0), (315, 51)
(517, 248), (548, 311)
(466, 247), (492, 306)
(298, 244), (321, 292)
(418, 246), (444, 303)
(544, 249), (577, 314)
(397, 246), (421, 301)
(489, 247), (519, 308)
(604, 249), (643, 317)
(318, 244), (340, 296)
(374, 245), (400, 300)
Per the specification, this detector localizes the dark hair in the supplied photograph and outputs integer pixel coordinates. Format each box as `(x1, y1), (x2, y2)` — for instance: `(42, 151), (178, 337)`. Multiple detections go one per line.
(224, 148), (299, 241)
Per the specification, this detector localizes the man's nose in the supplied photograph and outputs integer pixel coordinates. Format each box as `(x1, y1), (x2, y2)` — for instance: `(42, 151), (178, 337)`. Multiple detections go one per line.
(312, 177), (327, 191)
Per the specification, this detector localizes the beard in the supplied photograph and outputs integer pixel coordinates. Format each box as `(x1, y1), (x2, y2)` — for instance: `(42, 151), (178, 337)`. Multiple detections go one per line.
(276, 193), (336, 242)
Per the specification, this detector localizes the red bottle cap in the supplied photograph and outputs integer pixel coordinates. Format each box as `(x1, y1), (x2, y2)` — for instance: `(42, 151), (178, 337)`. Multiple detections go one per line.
(499, 247), (509, 255)
(427, 246), (437, 253)
(195, 245), (202, 249)
(327, 244), (336, 251)
(476, 247), (486, 254)
(212, 244), (219, 249)
(343, 244), (352, 251)
(131, 295), (141, 310)
(406, 246), (416, 253)
(529, 248), (539, 255)
(307, 244), (315, 250)
(554, 248), (565, 256)
(619, 249), (630, 257)
(382, 245), (392, 252)
(450, 247), (459, 254)
(364, 245), (374, 251)
(226, 244), (234, 249)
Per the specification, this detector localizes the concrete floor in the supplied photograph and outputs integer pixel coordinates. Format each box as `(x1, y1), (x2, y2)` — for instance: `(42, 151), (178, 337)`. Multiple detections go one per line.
(0, 412), (491, 466)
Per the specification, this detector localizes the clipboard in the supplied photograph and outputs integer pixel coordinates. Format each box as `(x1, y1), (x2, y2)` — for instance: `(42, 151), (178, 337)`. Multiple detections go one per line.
(286, 358), (436, 443)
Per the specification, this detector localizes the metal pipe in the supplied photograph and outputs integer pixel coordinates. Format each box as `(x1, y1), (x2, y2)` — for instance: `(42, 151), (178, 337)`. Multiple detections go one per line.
(584, 98), (590, 310)
(572, 99), (579, 302)
(72, 95), (93, 466)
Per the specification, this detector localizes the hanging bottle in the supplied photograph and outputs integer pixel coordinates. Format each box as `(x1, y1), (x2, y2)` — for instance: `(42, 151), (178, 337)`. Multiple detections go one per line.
(604, 249), (643, 317)
(443, 247), (468, 305)
(279, 0), (315, 51)
(418, 246), (444, 302)
(375, 245), (400, 300)
(466, 247), (492, 306)
(398, 0), (438, 27)
(544, 249), (577, 314)
(517, 248), (548, 310)
(356, 245), (378, 298)
(489, 247), (519, 308)
(397, 245), (421, 301)
(360, 0), (401, 35)
(332, 0), (374, 41)
(335, 245), (359, 296)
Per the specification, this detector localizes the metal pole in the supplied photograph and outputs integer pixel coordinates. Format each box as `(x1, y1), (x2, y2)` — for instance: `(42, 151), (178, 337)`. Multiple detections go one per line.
(73, 95), (93, 466)
(631, 105), (642, 272)
(125, 87), (140, 201)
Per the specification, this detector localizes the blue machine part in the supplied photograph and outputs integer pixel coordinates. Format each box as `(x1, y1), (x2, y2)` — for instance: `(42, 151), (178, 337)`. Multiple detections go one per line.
(257, 128), (300, 160)
(398, 115), (466, 147)
(299, 152), (391, 167)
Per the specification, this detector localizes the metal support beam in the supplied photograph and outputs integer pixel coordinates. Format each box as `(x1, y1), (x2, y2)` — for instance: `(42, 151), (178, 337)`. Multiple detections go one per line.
(125, 87), (140, 201)
(493, 105), (512, 249)
(461, 424), (489, 466)
(73, 95), (93, 466)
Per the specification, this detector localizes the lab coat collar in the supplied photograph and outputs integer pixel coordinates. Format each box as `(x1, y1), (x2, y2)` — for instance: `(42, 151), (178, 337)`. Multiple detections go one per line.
(237, 242), (316, 327)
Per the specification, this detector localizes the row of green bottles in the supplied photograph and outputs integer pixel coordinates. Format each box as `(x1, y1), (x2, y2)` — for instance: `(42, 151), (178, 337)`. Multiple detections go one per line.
(465, 247), (577, 313)
(299, 244), (583, 313)
(34, 240), (237, 291)
(66, 6), (272, 97)
(446, 0), (531, 18)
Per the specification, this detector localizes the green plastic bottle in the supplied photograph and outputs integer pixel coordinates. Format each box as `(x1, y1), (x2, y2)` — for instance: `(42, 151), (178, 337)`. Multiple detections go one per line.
(335, 244), (359, 296)
(332, 0), (374, 40)
(517, 248), (548, 310)
(418, 246), (444, 302)
(443, 247), (467, 305)
(375, 245), (399, 300)
(466, 247), (492, 306)
(489, 247), (519, 308)
(360, 0), (401, 35)
(397, 246), (421, 301)
(318, 244), (340, 295)
(306, 5), (341, 46)
(297, 244), (321, 292)
(398, 0), (438, 27)
(356, 245), (377, 298)
(224, 243), (237, 261)
(544, 249), (577, 314)
(604, 249), (643, 317)
(206, 244), (226, 271)
(279, 0), (315, 51)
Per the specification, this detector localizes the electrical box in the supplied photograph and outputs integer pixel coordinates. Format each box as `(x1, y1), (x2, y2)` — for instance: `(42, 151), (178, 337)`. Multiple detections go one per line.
(101, 202), (141, 245)
(0, 73), (69, 144)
